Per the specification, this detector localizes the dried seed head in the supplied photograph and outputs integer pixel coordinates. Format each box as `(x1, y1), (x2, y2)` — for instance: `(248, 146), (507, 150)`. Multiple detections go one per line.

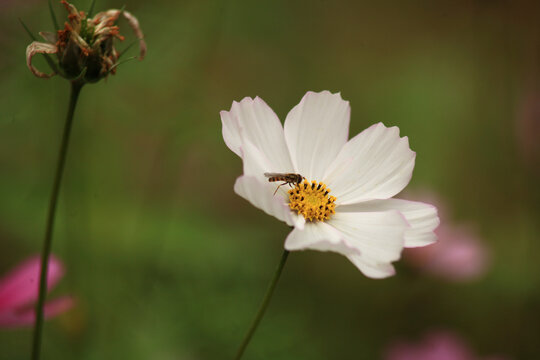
(25, 0), (146, 84)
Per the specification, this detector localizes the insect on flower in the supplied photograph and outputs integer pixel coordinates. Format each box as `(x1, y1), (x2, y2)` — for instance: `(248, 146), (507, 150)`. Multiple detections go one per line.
(264, 172), (305, 195)
(221, 91), (441, 278)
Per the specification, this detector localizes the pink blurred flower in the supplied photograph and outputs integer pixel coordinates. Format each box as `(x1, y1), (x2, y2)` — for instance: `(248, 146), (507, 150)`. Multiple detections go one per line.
(0, 255), (73, 328)
(384, 331), (510, 360)
(403, 195), (489, 281)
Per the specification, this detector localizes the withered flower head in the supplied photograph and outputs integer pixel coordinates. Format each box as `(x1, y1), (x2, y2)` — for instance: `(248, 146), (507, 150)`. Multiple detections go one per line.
(26, 0), (146, 83)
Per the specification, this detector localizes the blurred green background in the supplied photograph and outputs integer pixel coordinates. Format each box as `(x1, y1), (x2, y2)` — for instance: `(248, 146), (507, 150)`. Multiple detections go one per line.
(1, 0), (539, 359)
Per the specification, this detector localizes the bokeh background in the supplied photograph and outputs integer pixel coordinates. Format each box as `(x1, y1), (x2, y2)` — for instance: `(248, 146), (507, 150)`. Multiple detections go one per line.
(1, 0), (539, 359)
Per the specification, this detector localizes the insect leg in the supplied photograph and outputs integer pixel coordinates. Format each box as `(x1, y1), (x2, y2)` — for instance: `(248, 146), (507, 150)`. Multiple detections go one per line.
(273, 182), (288, 196)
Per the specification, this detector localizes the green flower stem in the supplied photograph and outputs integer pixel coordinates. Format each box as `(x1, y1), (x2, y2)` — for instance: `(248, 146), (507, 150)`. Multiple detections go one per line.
(234, 249), (290, 360)
(31, 80), (83, 360)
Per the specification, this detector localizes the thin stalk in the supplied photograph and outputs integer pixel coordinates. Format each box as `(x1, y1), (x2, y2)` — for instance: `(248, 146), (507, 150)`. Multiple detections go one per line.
(234, 249), (290, 360)
(87, 0), (97, 18)
(31, 81), (84, 360)
(48, 0), (59, 31)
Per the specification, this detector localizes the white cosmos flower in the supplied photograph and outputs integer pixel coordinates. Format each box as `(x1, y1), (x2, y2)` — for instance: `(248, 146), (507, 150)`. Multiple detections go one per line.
(221, 91), (439, 278)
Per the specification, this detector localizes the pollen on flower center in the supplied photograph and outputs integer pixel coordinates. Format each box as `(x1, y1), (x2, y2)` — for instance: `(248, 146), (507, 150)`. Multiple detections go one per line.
(288, 180), (336, 222)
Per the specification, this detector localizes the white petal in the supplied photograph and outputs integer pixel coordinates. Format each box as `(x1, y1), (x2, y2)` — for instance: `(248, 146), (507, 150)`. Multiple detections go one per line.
(338, 199), (439, 248)
(328, 210), (408, 264)
(240, 140), (276, 177)
(234, 175), (296, 227)
(286, 210), (408, 278)
(221, 97), (293, 172)
(284, 221), (360, 255)
(284, 91), (350, 180)
(323, 123), (415, 204)
(292, 213), (306, 230)
(346, 255), (396, 278)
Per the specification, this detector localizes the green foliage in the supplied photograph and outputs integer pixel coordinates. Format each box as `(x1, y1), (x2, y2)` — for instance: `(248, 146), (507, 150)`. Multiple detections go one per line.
(1, 0), (539, 359)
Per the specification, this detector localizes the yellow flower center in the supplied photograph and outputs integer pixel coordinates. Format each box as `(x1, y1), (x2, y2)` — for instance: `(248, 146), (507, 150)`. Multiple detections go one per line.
(288, 180), (336, 222)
